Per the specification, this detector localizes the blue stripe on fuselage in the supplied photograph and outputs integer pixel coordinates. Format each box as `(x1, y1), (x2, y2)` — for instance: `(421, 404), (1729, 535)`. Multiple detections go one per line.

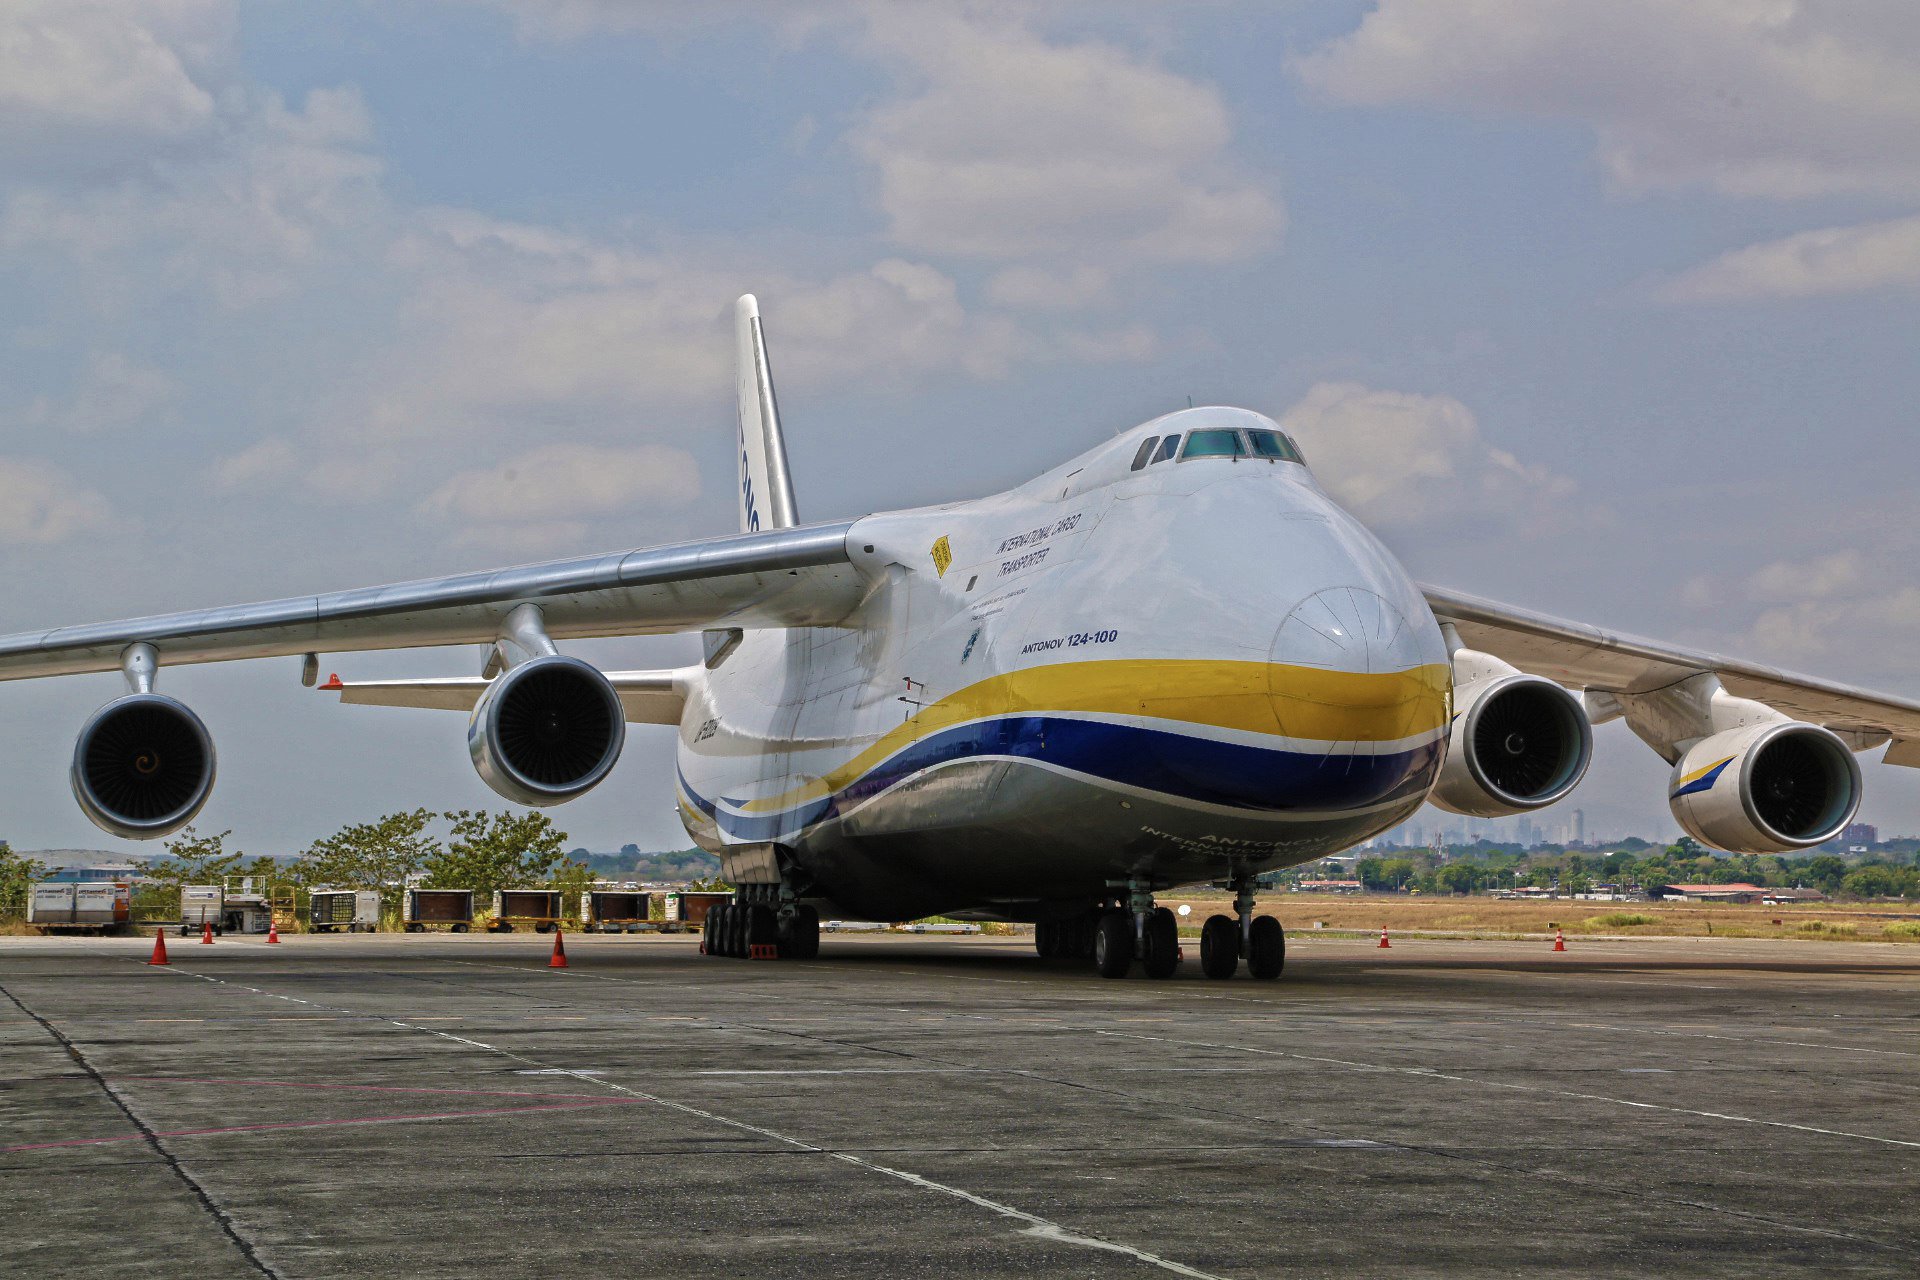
(680, 714), (1443, 843)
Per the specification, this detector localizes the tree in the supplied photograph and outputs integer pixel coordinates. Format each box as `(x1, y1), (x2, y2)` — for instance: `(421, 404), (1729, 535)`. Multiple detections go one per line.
(1841, 865), (1915, 900)
(0, 842), (45, 920)
(1802, 855), (1847, 894)
(421, 810), (571, 902)
(297, 809), (440, 910)
(144, 828), (247, 889)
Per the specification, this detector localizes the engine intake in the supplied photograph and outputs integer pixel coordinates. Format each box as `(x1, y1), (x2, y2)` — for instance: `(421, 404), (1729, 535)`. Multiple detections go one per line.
(468, 655), (625, 806)
(1669, 721), (1859, 852)
(71, 694), (216, 839)
(1430, 674), (1592, 817)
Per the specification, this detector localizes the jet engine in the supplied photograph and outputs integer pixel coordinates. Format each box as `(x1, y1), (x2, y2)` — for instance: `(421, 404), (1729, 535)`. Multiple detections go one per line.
(468, 654), (625, 806)
(71, 694), (216, 839)
(1668, 721), (1860, 853)
(1430, 672), (1592, 817)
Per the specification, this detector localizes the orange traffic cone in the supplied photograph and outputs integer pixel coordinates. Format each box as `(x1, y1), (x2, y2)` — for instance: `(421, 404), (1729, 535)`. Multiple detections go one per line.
(266, 918), (281, 944)
(549, 928), (569, 969)
(201, 920), (215, 945)
(1378, 926), (1391, 949)
(148, 928), (170, 966)
(1553, 929), (1567, 952)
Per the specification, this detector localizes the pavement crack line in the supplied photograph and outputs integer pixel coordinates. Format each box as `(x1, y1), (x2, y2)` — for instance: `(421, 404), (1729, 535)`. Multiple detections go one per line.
(0, 980), (282, 1279)
(137, 962), (1226, 1280)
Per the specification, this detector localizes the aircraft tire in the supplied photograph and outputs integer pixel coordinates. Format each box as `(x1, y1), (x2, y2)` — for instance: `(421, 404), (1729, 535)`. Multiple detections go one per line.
(1093, 912), (1133, 978)
(705, 905), (727, 957)
(779, 905), (820, 959)
(1200, 914), (1239, 980)
(1248, 916), (1285, 980)
(1035, 920), (1059, 958)
(730, 904), (750, 958)
(1141, 907), (1180, 979)
(747, 904), (778, 952)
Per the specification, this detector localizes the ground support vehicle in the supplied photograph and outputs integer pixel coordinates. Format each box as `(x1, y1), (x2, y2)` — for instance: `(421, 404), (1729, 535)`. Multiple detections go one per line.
(180, 885), (223, 936)
(309, 890), (381, 933)
(582, 889), (650, 932)
(404, 888), (474, 933)
(487, 889), (564, 933)
(27, 882), (132, 934)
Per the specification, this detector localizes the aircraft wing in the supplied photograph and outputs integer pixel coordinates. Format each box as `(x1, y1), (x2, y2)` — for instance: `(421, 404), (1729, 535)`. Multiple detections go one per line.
(321, 668), (691, 724)
(0, 521), (863, 682)
(1424, 584), (1920, 766)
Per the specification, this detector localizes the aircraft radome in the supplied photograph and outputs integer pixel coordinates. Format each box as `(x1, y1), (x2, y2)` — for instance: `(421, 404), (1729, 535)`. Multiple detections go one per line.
(5, 295), (1918, 979)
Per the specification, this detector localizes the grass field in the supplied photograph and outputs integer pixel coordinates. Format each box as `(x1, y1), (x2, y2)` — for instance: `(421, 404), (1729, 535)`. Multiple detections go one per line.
(1159, 893), (1920, 942)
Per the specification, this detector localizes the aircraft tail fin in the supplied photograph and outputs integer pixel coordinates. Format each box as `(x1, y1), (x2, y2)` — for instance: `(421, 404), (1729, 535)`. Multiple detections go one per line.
(734, 294), (798, 532)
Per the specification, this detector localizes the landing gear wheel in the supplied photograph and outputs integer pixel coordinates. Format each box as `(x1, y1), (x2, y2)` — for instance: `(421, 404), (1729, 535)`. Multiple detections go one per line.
(1200, 914), (1239, 980)
(1247, 916), (1285, 980)
(1141, 906), (1180, 979)
(1093, 911), (1133, 979)
(747, 904), (778, 954)
(704, 905), (727, 957)
(1035, 919), (1057, 958)
(729, 904), (750, 958)
(778, 905), (820, 959)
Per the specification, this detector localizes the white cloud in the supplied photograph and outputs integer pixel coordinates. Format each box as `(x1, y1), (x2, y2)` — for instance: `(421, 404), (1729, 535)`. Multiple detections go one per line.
(0, 0), (225, 145)
(420, 443), (700, 524)
(0, 458), (113, 544)
(213, 437), (299, 492)
(25, 351), (175, 432)
(985, 264), (1111, 310)
(1657, 214), (1920, 302)
(1747, 549), (1867, 602)
(1295, 1), (1920, 200)
(853, 9), (1281, 265)
(1278, 382), (1574, 531)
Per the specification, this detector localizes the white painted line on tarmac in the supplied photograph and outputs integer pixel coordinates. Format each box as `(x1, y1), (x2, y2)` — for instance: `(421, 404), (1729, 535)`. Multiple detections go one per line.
(1096, 1029), (1920, 1150)
(1561, 1021), (1920, 1060)
(140, 959), (1227, 1278)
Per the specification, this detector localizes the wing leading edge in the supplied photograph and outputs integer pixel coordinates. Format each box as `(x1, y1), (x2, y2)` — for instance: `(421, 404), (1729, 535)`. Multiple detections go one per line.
(0, 521), (863, 682)
(1424, 583), (1920, 766)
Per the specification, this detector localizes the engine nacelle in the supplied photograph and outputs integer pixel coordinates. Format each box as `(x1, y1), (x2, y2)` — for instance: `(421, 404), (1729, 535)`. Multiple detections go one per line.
(71, 694), (216, 839)
(468, 655), (625, 806)
(1668, 721), (1860, 852)
(1430, 673), (1592, 817)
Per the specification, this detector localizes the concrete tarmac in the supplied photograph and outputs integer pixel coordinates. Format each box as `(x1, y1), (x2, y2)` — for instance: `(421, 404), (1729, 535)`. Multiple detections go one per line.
(1, 929), (1915, 1278)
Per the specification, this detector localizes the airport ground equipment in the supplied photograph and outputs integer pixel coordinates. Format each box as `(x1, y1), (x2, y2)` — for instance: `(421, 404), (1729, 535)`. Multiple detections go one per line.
(582, 889), (650, 932)
(404, 888), (473, 933)
(308, 889), (381, 933)
(675, 892), (729, 932)
(180, 885), (223, 937)
(488, 889), (564, 933)
(28, 882), (131, 934)
(219, 889), (275, 935)
(15, 293), (1920, 982)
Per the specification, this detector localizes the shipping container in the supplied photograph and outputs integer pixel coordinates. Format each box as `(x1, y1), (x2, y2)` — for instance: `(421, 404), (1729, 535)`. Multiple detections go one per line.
(677, 892), (730, 931)
(582, 889), (650, 932)
(488, 889), (564, 933)
(309, 890), (381, 933)
(404, 888), (473, 932)
(180, 885), (224, 936)
(27, 882), (132, 933)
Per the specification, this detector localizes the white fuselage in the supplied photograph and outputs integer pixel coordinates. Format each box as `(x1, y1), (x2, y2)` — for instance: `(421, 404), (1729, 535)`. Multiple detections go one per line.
(676, 408), (1452, 920)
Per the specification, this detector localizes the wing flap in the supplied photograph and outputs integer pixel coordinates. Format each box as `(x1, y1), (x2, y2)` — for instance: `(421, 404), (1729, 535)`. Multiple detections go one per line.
(327, 668), (691, 725)
(0, 522), (861, 682)
(1425, 583), (1920, 752)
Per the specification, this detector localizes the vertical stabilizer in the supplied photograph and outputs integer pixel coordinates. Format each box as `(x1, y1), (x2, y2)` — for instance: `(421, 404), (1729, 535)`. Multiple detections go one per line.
(734, 294), (799, 532)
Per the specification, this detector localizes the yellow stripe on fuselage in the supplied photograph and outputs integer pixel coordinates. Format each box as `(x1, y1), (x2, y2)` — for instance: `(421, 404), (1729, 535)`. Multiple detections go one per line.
(737, 658), (1451, 814)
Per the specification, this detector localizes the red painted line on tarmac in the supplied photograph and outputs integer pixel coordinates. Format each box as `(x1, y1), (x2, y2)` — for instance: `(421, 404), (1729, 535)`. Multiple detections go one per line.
(111, 1075), (617, 1100)
(2, 1098), (639, 1153)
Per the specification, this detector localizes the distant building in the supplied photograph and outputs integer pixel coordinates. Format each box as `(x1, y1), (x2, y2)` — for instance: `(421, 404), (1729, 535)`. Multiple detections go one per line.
(1293, 879), (1363, 893)
(1761, 888), (1828, 904)
(42, 860), (147, 884)
(1843, 822), (1879, 845)
(1649, 882), (1764, 904)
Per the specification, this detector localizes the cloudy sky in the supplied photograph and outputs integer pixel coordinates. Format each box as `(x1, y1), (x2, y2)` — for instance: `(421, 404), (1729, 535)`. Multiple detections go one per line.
(4, 0), (1919, 856)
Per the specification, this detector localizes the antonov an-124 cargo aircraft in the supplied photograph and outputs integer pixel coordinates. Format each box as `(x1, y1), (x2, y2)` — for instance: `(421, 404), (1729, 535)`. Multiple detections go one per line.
(6, 296), (1919, 978)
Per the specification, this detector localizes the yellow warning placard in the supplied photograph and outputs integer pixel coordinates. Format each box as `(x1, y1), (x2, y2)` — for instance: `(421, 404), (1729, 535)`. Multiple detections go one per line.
(930, 535), (953, 577)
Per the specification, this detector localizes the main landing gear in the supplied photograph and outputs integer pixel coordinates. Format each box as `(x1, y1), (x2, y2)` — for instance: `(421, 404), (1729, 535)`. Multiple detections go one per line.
(1060, 877), (1284, 981)
(701, 885), (819, 961)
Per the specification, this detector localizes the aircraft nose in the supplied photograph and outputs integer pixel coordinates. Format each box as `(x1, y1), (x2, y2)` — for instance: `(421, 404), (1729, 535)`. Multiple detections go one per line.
(1267, 587), (1450, 809)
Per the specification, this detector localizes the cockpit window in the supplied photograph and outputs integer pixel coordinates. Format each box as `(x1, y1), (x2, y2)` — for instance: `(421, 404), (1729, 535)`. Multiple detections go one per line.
(1130, 436), (1159, 470)
(1246, 430), (1303, 463)
(1151, 434), (1180, 463)
(1180, 429), (1245, 460)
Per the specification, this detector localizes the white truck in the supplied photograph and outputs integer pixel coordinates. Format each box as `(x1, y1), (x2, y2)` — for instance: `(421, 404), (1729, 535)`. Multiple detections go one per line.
(28, 882), (132, 934)
(180, 885), (223, 936)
